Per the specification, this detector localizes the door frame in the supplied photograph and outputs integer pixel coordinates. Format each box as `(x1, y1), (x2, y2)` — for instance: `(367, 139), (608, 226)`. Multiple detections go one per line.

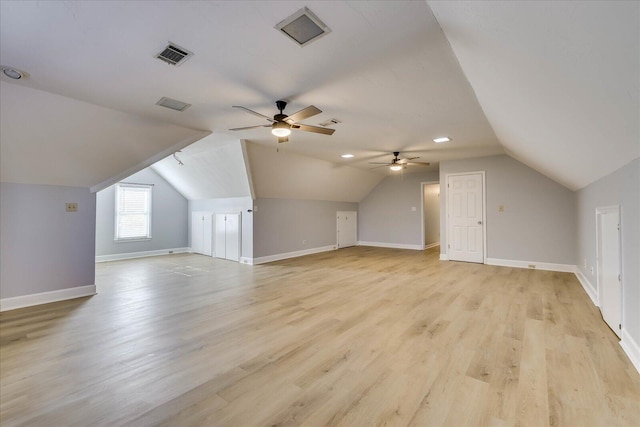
(595, 205), (622, 335)
(420, 181), (440, 250)
(444, 171), (487, 263)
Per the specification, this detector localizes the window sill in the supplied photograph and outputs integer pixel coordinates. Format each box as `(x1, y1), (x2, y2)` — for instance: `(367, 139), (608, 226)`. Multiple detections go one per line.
(114, 238), (152, 243)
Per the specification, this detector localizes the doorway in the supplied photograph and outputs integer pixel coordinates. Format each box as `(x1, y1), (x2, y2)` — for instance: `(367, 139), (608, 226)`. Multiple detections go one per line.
(421, 182), (440, 250)
(596, 205), (622, 338)
(446, 172), (485, 263)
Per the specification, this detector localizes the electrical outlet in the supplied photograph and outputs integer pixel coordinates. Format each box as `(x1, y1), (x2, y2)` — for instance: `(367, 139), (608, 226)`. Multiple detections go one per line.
(66, 203), (78, 212)
(498, 205), (504, 212)
(411, 207), (417, 212)
(302, 240), (307, 245)
(528, 264), (536, 269)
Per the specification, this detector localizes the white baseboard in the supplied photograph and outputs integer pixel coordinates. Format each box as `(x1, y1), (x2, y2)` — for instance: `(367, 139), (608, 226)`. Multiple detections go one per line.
(357, 241), (422, 250)
(440, 254), (449, 261)
(574, 269), (599, 307)
(424, 242), (440, 250)
(252, 245), (336, 265)
(96, 247), (191, 263)
(620, 329), (640, 375)
(485, 258), (575, 273)
(0, 284), (96, 312)
(240, 257), (253, 265)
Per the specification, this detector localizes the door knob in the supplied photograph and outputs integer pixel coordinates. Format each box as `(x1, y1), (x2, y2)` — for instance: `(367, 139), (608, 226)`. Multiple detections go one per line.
(477, 221), (482, 225)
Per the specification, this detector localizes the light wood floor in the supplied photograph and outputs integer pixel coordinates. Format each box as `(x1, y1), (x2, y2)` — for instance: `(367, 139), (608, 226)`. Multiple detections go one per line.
(1, 247), (639, 426)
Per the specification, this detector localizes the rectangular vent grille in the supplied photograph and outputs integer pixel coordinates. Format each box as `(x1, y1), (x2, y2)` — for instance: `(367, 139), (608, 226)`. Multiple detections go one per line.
(156, 97), (191, 112)
(275, 7), (331, 47)
(156, 43), (193, 66)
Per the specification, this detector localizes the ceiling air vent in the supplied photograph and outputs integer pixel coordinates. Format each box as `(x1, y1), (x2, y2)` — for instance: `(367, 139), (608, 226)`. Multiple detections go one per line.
(155, 43), (193, 66)
(156, 97), (191, 112)
(275, 7), (331, 47)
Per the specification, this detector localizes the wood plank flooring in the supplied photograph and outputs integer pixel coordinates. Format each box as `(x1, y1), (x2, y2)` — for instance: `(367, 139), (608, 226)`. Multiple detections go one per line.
(1, 246), (639, 426)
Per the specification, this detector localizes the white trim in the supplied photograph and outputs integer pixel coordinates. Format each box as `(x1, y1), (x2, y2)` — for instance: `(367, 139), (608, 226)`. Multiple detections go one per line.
(96, 247), (190, 263)
(620, 329), (640, 375)
(440, 254), (449, 261)
(444, 171), (487, 263)
(1, 285), (96, 312)
(240, 257), (254, 265)
(424, 242), (440, 250)
(356, 241), (422, 250)
(574, 269), (599, 307)
(252, 245), (336, 265)
(485, 258), (575, 273)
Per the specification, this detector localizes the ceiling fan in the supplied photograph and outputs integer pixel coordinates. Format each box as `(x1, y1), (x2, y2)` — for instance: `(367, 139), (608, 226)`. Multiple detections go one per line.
(229, 100), (335, 143)
(369, 152), (430, 171)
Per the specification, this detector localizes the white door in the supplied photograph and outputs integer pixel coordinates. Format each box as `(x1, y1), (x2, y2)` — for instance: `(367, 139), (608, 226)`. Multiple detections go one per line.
(215, 213), (226, 259)
(447, 173), (484, 263)
(215, 212), (241, 262)
(337, 211), (357, 248)
(597, 206), (622, 338)
(225, 213), (241, 262)
(192, 212), (212, 256)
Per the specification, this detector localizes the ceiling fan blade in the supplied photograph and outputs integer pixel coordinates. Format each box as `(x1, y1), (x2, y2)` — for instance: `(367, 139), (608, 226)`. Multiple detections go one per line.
(229, 125), (271, 131)
(284, 105), (322, 124)
(292, 124), (335, 135)
(232, 106), (275, 122)
(370, 164), (391, 169)
(406, 161), (430, 166)
(368, 162), (392, 165)
(278, 136), (289, 143)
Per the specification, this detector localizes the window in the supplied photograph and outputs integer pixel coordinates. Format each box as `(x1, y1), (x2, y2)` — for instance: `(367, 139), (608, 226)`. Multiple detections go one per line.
(115, 183), (152, 241)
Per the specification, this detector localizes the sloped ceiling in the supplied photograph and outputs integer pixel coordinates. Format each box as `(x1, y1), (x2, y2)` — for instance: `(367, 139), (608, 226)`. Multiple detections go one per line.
(0, 0), (500, 193)
(1, 1), (636, 195)
(151, 135), (252, 200)
(0, 82), (209, 190)
(246, 142), (383, 203)
(429, 1), (640, 190)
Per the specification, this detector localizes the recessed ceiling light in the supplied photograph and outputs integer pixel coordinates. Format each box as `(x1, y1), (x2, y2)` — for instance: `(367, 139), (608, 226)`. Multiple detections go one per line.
(1, 66), (27, 80)
(433, 137), (451, 144)
(341, 154), (354, 158)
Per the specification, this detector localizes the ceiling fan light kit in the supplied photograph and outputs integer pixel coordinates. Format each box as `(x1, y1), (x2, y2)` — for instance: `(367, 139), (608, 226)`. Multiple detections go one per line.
(271, 121), (291, 137)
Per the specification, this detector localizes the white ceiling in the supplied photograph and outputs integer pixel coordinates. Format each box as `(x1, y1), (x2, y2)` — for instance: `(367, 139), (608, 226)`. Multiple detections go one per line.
(429, 1), (640, 190)
(1, 1), (637, 195)
(151, 136), (252, 200)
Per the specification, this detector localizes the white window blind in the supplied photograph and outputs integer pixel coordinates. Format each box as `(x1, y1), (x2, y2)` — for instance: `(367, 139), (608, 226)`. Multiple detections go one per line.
(115, 184), (152, 240)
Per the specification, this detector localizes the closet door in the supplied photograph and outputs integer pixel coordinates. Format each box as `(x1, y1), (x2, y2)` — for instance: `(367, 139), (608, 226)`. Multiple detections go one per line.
(225, 213), (241, 262)
(215, 213), (227, 259)
(192, 212), (213, 256)
(214, 212), (241, 261)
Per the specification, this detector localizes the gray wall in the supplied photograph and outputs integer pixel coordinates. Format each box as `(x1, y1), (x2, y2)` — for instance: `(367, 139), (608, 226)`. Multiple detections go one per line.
(359, 171), (440, 247)
(439, 155), (576, 264)
(1, 183), (96, 299)
(95, 168), (188, 256)
(253, 198), (358, 258)
(576, 158), (639, 343)
(424, 183), (440, 246)
(189, 196), (254, 259)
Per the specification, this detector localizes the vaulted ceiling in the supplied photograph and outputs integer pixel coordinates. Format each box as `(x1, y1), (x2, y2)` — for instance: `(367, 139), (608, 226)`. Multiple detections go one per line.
(0, 1), (637, 198)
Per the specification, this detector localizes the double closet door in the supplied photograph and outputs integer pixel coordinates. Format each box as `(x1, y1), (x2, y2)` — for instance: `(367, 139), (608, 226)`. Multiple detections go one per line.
(215, 213), (241, 262)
